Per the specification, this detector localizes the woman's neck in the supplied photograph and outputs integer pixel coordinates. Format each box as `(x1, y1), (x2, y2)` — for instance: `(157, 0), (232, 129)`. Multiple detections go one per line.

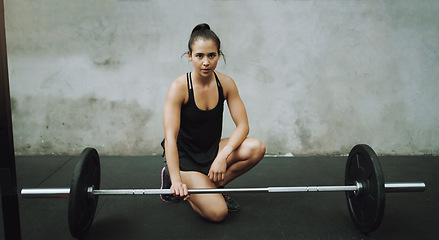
(192, 71), (215, 87)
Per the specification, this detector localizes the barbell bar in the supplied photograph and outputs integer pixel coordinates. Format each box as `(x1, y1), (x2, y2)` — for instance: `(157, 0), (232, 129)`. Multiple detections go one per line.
(19, 144), (427, 239)
(21, 181), (425, 198)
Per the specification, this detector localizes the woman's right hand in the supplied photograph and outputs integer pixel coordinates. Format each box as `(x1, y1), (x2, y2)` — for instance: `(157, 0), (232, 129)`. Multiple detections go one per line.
(170, 181), (190, 201)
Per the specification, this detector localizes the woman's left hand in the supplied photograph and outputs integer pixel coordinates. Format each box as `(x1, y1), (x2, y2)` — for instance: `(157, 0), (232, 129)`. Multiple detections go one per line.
(208, 156), (227, 182)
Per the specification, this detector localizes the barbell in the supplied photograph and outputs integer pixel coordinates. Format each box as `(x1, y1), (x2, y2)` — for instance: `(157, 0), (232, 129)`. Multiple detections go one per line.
(20, 144), (426, 239)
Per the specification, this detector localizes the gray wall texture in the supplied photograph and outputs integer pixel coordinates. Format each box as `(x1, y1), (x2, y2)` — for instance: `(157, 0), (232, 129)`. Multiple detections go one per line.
(5, 0), (439, 156)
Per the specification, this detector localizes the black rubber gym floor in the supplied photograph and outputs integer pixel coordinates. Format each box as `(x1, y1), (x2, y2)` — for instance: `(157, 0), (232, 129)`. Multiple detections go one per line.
(2, 154), (438, 239)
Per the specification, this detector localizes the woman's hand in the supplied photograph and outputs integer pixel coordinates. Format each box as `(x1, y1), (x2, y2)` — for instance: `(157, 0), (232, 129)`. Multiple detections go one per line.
(170, 181), (190, 201)
(208, 156), (227, 182)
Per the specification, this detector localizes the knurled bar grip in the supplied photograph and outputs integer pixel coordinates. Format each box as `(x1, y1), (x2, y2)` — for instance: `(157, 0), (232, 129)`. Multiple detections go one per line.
(20, 182), (425, 198)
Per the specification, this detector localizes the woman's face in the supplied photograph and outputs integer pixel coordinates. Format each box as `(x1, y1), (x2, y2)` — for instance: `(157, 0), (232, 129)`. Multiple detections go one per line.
(188, 38), (220, 78)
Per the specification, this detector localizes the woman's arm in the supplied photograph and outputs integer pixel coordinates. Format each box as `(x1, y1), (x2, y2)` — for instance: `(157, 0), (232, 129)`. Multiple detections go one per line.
(209, 73), (249, 182)
(163, 76), (189, 198)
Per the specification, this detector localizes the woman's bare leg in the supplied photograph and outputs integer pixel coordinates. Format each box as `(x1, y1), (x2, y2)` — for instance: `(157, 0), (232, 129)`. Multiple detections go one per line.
(215, 137), (266, 188)
(176, 137), (264, 220)
(180, 171), (228, 222)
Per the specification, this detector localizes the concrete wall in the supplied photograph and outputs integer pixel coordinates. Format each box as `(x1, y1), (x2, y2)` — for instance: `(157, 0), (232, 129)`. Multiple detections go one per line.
(5, 0), (439, 156)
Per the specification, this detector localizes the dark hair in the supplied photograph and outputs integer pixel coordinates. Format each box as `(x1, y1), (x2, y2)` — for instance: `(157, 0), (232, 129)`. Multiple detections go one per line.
(187, 23), (225, 62)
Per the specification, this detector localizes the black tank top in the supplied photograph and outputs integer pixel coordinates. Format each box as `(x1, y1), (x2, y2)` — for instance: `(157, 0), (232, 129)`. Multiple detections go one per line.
(176, 72), (225, 174)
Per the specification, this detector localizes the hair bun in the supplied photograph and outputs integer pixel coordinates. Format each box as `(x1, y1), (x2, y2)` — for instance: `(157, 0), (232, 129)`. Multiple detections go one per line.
(192, 23), (211, 34)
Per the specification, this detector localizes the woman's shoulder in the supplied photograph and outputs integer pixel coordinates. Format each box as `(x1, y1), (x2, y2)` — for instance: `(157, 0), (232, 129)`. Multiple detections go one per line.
(169, 73), (188, 90)
(215, 71), (235, 87)
(167, 74), (189, 102)
(215, 71), (238, 92)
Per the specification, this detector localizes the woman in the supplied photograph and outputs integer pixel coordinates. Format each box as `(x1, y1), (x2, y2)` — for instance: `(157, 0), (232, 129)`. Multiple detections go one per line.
(161, 23), (266, 222)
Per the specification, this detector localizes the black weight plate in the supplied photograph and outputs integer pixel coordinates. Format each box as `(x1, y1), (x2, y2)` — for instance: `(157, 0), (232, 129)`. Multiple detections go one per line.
(345, 144), (385, 233)
(68, 148), (101, 239)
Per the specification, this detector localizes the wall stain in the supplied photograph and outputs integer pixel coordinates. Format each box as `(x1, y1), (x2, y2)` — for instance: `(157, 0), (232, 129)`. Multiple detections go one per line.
(295, 118), (313, 152)
(12, 94), (157, 155)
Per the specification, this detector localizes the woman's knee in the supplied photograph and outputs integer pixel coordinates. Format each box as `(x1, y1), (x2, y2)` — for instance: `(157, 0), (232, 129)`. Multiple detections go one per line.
(257, 139), (266, 158)
(190, 196), (228, 222)
(204, 206), (228, 222)
(247, 138), (266, 161)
